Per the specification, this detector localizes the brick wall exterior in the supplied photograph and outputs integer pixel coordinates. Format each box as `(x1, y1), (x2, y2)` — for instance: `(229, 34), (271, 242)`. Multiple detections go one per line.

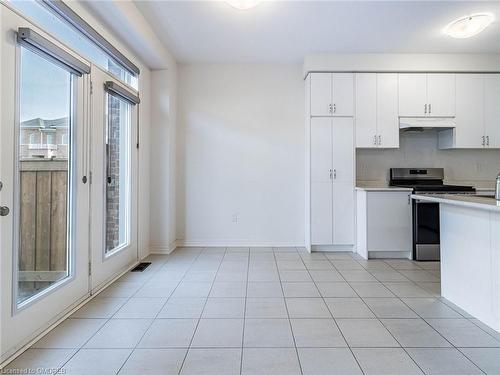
(106, 94), (122, 251)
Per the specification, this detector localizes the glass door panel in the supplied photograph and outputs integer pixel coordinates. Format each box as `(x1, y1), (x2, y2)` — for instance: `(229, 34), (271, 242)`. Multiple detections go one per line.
(17, 46), (74, 306)
(105, 93), (131, 255)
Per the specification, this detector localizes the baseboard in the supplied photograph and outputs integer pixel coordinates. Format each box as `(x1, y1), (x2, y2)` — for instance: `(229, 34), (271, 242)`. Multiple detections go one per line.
(368, 251), (412, 259)
(175, 239), (305, 248)
(311, 244), (355, 252)
(149, 241), (178, 254)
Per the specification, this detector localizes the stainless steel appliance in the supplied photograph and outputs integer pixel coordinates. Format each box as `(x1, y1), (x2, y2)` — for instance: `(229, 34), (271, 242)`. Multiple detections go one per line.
(389, 168), (475, 261)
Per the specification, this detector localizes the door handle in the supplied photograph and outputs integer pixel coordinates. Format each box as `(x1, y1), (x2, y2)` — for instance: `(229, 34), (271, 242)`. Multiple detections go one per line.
(329, 169), (333, 180)
(482, 136), (485, 146)
(373, 135), (377, 145)
(333, 103), (336, 114)
(424, 104), (427, 114)
(428, 103), (431, 114)
(486, 135), (490, 146)
(378, 135), (382, 146)
(328, 104), (333, 114)
(0, 206), (10, 216)
(333, 169), (337, 179)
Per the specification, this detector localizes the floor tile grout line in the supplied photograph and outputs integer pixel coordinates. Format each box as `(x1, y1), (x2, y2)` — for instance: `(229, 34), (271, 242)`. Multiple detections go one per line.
(455, 347), (489, 375)
(273, 247), (304, 375)
(114, 248), (204, 375)
(239, 247), (251, 375)
(53, 253), (177, 373)
(177, 246), (228, 375)
(301, 250), (367, 375)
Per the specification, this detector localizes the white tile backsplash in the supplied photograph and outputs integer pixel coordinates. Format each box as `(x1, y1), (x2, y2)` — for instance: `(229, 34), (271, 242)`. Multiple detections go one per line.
(357, 131), (500, 188)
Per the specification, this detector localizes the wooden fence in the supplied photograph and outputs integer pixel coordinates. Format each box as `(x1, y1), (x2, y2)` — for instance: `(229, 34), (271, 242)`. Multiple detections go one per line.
(19, 160), (68, 282)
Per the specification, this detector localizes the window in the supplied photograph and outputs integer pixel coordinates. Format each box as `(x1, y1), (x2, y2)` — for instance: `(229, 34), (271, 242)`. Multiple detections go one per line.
(105, 93), (131, 254)
(17, 46), (74, 305)
(10, 0), (138, 89)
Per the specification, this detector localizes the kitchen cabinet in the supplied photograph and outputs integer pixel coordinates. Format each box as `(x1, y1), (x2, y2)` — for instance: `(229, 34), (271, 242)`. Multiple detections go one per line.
(438, 73), (500, 149)
(399, 73), (455, 117)
(310, 117), (354, 246)
(310, 72), (354, 117)
(356, 190), (413, 259)
(485, 74), (500, 148)
(355, 73), (399, 148)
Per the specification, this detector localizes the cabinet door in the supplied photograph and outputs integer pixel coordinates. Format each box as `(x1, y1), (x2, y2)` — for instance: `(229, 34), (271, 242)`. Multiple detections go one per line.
(311, 182), (333, 245)
(399, 73), (427, 117)
(367, 192), (412, 252)
(310, 73), (332, 116)
(427, 74), (455, 117)
(311, 118), (332, 182)
(377, 73), (399, 148)
(332, 118), (354, 182)
(484, 74), (500, 148)
(332, 182), (354, 245)
(355, 74), (377, 148)
(455, 74), (485, 148)
(310, 118), (333, 245)
(332, 73), (354, 116)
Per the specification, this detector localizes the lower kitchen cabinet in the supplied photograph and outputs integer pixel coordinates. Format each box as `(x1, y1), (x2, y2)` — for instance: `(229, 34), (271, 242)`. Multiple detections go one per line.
(356, 189), (413, 259)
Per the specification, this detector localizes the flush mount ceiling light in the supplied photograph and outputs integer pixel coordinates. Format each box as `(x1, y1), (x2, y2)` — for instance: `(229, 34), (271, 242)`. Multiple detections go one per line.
(226, 0), (261, 10)
(443, 13), (494, 38)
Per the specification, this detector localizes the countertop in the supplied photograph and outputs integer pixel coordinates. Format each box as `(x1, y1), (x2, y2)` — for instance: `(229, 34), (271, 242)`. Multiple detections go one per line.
(411, 193), (500, 212)
(355, 183), (413, 192)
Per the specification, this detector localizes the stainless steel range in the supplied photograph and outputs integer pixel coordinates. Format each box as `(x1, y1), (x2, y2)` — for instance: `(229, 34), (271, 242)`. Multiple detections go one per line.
(389, 168), (475, 261)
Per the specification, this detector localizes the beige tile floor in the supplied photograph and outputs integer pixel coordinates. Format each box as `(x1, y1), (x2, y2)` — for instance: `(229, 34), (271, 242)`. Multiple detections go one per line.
(5, 247), (500, 374)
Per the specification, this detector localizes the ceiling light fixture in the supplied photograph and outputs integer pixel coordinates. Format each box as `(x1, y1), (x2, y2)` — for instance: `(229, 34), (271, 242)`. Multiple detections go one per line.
(226, 0), (261, 10)
(443, 13), (494, 38)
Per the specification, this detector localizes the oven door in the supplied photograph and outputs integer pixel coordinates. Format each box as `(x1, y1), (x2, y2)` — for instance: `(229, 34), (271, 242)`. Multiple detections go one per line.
(413, 199), (440, 261)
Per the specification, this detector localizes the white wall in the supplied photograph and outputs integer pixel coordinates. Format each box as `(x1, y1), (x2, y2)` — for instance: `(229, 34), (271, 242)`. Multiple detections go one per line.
(150, 69), (178, 253)
(357, 131), (500, 187)
(177, 64), (305, 246)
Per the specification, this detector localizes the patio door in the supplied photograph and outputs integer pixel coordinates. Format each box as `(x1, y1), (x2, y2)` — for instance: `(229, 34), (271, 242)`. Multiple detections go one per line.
(89, 66), (139, 291)
(0, 16), (90, 362)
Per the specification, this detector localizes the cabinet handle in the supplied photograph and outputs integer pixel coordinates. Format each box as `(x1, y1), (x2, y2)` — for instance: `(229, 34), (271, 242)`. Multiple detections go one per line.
(408, 194), (411, 205)
(373, 135), (377, 145)
(329, 169), (333, 180)
(333, 169), (337, 179)
(378, 135), (382, 146)
(428, 103), (431, 114)
(486, 135), (490, 146)
(333, 103), (336, 114)
(328, 104), (333, 114)
(482, 136), (486, 146)
(424, 104), (427, 114)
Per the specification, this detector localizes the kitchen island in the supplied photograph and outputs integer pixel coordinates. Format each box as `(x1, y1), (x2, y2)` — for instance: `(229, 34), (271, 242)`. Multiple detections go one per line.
(412, 194), (500, 333)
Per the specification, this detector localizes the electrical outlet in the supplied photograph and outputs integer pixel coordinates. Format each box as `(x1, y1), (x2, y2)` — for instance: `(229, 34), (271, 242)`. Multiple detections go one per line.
(232, 214), (238, 223)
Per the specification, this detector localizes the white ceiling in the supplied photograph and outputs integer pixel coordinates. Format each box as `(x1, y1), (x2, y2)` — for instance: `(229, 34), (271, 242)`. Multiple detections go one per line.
(135, 1), (500, 64)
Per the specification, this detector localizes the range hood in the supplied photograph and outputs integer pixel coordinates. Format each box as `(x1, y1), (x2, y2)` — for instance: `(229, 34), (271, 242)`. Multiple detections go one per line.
(399, 117), (456, 132)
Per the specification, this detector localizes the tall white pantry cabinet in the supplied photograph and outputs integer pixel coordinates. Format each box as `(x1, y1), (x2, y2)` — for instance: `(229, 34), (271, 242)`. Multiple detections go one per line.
(305, 72), (355, 251)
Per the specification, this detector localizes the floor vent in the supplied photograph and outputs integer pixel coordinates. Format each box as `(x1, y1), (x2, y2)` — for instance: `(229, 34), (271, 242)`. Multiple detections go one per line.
(131, 262), (151, 272)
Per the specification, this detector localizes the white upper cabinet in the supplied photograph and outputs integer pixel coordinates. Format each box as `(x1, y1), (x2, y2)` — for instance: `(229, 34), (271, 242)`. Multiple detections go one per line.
(439, 73), (500, 149)
(399, 74), (427, 117)
(377, 74), (399, 148)
(310, 73), (332, 116)
(485, 74), (500, 148)
(310, 73), (353, 117)
(454, 74), (484, 148)
(355, 73), (399, 148)
(355, 74), (377, 148)
(399, 73), (455, 117)
(333, 73), (354, 116)
(427, 74), (455, 117)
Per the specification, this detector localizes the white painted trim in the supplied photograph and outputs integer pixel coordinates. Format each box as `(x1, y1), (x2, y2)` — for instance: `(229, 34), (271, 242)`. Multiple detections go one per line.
(368, 251), (412, 259)
(0, 259), (140, 368)
(175, 240), (305, 248)
(149, 241), (178, 255)
(304, 53), (500, 79)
